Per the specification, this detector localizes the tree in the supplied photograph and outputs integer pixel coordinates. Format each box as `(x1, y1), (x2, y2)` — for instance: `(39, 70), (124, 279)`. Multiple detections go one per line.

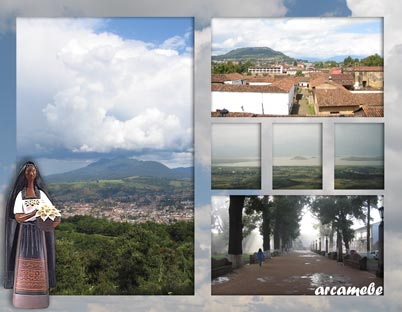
(295, 70), (304, 77)
(351, 196), (378, 255)
(244, 196), (272, 253)
(343, 56), (354, 67)
(228, 195), (245, 268)
(361, 53), (383, 66)
(311, 196), (366, 262)
(315, 61), (324, 68)
(269, 196), (307, 252)
(328, 61), (337, 68)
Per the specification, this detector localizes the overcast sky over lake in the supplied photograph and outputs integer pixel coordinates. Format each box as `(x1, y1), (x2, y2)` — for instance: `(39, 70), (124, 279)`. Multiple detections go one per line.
(212, 123), (260, 162)
(212, 17), (382, 60)
(16, 18), (193, 173)
(335, 123), (384, 158)
(273, 124), (322, 165)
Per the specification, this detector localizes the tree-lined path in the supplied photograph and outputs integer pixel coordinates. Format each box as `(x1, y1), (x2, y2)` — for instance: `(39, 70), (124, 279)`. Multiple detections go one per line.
(212, 250), (383, 295)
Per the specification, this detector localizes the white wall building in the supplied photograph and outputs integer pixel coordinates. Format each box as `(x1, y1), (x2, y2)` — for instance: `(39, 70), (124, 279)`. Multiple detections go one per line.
(212, 82), (295, 115)
(248, 65), (283, 75)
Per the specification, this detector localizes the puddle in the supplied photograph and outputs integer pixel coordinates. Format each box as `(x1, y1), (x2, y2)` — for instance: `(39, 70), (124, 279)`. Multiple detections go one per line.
(310, 273), (352, 287)
(212, 276), (230, 285)
(304, 262), (311, 265)
(256, 276), (273, 283)
(299, 254), (319, 258)
(282, 273), (352, 288)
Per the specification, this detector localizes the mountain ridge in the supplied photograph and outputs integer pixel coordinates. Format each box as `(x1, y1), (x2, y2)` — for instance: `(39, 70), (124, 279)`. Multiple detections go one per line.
(212, 47), (296, 62)
(45, 157), (193, 183)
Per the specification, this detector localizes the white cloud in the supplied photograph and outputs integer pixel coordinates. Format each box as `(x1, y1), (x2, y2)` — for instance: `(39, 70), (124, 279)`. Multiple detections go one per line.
(194, 27), (212, 168)
(17, 18), (192, 155)
(0, 0), (287, 33)
(212, 18), (383, 59)
(347, 0), (385, 17)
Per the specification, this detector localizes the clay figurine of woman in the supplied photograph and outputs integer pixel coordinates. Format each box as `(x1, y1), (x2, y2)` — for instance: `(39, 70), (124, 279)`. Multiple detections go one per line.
(4, 161), (60, 308)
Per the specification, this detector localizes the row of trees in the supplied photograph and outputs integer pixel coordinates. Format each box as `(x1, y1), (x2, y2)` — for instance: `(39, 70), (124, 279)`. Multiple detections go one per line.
(315, 54), (384, 69)
(311, 196), (378, 261)
(212, 53), (383, 76)
(222, 196), (306, 267)
(343, 53), (383, 67)
(212, 60), (255, 74)
(215, 195), (379, 267)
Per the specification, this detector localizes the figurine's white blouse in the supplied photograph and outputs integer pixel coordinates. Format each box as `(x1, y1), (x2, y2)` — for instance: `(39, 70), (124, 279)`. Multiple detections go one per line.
(13, 191), (53, 222)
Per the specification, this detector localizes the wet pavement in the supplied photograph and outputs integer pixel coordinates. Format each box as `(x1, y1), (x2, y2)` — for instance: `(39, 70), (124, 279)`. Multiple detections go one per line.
(211, 250), (383, 295)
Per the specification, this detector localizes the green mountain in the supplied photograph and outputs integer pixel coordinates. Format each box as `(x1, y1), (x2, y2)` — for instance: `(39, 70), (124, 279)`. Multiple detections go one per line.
(212, 47), (295, 63)
(46, 157), (193, 183)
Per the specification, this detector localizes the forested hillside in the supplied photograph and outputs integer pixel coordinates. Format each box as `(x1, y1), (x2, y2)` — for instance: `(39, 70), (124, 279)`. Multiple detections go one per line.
(52, 216), (194, 295)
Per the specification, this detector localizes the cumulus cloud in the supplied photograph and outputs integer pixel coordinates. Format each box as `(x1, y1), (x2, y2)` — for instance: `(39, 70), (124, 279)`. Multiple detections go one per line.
(0, 0), (287, 33)
(212, 18), (383, 59)
(194, 27), (212, 168)
(17, 18), (192, 155)
(347, 0), (384, 17)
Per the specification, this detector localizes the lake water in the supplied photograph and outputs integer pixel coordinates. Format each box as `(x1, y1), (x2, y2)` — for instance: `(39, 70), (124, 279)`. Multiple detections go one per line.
(212, 158), (260, 167)
(335, 156), (384, 166)
(273, 156), (321, 166)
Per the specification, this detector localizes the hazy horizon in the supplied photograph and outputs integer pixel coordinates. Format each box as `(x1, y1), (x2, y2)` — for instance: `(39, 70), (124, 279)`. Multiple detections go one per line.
(273, 124), (322, 166)
(335, 124), (384, 160)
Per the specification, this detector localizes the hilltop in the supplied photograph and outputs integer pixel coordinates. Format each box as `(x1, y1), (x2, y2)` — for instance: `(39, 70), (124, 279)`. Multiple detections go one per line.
(212, 47), (297, 63)
(45, 157), (193, 183)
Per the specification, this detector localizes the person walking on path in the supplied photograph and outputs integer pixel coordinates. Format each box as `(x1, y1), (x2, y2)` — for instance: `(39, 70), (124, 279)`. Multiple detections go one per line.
(257, 248), (264, 267)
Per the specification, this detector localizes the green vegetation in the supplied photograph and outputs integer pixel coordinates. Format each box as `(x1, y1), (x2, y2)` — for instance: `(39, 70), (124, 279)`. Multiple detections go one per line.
(273, 166), (322, 189)
(314, 61), (338, 68)
(308, 104), (315, 115)
(211, 166), (261, 189)
(343, 54), (383, 67)
(212, 60), (254, 74)
(48, 176), (193, 203)
(335, 165), (384, 189)
(52, 216), (194, 295)
(295, 70), (304, 77)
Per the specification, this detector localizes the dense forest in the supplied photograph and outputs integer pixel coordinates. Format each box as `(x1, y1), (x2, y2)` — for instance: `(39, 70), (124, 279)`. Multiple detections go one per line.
(51, 216), (194, 295)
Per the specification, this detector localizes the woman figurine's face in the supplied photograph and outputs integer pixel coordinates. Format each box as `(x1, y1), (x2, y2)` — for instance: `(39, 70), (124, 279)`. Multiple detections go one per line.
(25, 165), (37, 183)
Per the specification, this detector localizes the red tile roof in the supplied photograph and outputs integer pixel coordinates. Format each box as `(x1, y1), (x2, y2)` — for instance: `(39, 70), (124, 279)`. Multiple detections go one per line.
(343, 66), (384, 72)
(331, 73), (354, 86)
(211, 73), (245, 83)
(362, 105), (384, 117)
(246, 76), (276, 83)
(315, 85), (384, 111)
(212, 83), (291, 93)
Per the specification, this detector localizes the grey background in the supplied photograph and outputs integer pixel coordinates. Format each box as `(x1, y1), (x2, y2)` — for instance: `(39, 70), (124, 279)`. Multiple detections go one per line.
(0, 1), (400, 311)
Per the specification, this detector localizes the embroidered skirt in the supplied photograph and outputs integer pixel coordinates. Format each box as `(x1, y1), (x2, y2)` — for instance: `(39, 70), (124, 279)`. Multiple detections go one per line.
(14, 222), (49, 296)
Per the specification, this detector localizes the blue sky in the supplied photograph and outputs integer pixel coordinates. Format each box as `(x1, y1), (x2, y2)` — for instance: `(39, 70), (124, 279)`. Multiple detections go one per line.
(212, 17), (383, 59)
(15, 18), (193, 175)
(285, 0), (351, 17)
(0, 32), (16, 191)
(98, 17), (193, 50)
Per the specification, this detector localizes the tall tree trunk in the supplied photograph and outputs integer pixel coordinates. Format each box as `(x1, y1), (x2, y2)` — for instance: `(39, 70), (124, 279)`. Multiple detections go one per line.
(228, 196), (245, 268)
(337, 229), (343, 262)
(262, 205), (270, 252)
(273, 221), (281, 252)
(366, 198), (371, 256)
(329, 226), (334, 251)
